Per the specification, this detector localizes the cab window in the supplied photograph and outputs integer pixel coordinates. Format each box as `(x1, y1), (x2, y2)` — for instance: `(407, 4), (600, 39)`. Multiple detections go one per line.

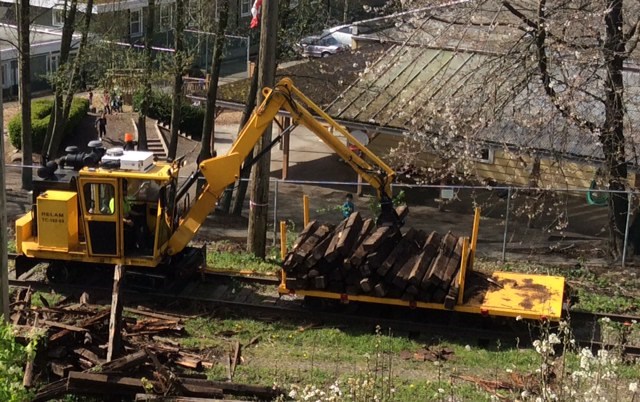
(84, 183), (116, 215)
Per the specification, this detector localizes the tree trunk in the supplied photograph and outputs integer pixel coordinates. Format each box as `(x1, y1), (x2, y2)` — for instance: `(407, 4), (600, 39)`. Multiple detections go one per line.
(137, 0), (156, 151)
(199, 0), (229, 162)
(62, 0), (94, 128)
(229, 58), (260, 216)
(167, 0), (185, 162)
(44, 0), (78, 160)
(602, 0), (628, 255)
(17, 0), (32, 190)
(247, 0), (278, 258)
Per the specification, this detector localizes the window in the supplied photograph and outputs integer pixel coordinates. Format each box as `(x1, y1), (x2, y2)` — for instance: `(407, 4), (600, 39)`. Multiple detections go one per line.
(47, 54), (59, 73)
(52, 8), (65, 26)
(130, 9), (143, 37)
(84, 183), (116, 215)
(473, 148), (495, 164)
(1, 64), (8, 88)
(240, 0), (252, 17)
(159, 4), (173, 30)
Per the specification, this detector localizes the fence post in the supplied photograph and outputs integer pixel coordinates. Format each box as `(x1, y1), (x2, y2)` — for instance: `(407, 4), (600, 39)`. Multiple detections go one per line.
(303, 194), (310, 227)
(280, 221), (287, 261)
(622, 191), (632, 268)
(272, 180), (279, 246)
(501, 187), (512, 263)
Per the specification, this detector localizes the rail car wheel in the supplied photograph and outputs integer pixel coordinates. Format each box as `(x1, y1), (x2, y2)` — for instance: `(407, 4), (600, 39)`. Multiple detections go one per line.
(303, 296), (345, 313)
(46, 261), (77, 284)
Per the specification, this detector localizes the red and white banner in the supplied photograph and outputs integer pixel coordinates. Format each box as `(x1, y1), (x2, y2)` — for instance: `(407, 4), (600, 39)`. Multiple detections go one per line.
(250, 0), (262, 29)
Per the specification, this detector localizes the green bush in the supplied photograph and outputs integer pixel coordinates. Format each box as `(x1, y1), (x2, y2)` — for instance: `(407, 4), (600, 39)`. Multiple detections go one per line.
(0, 320), (36, 402)
(134, 90), (205, 139)
(8, 98), (90, 152)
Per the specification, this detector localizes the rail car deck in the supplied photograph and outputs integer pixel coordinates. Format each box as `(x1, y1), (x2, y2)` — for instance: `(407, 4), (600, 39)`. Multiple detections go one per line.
(278, 209), (565, 321)
(278, 271), (565, 321)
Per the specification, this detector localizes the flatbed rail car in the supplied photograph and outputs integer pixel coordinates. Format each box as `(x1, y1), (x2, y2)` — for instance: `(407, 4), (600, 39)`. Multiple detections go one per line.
(278, 209), (566, 321)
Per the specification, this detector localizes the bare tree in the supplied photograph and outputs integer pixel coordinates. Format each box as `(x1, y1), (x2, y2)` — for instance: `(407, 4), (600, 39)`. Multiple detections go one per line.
(199, 0), (229, 162)
(16, 0), (31, 190)
(368, 0), (639, 254)
(168, 0), (185, 161)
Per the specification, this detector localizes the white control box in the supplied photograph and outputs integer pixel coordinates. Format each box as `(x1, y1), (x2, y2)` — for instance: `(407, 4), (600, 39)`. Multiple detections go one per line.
(102, 149), (155, 172)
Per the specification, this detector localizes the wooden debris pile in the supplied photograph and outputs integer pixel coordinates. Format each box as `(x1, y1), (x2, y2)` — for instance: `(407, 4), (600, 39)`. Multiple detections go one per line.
(10, 290), (282, 401)
(283, 206), (468, 308)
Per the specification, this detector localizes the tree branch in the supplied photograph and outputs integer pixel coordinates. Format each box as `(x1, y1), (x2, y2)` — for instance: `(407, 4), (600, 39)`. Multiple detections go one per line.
(625, 17), (640, 57)
(505, 0), (598, 133)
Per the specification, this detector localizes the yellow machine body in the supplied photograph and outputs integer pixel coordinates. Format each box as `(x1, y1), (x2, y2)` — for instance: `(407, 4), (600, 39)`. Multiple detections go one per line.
(278, 209), (565, 321)
(16, 164), (176, 267)
(36, 190), (79, 251)
(16, 78), (396, 272)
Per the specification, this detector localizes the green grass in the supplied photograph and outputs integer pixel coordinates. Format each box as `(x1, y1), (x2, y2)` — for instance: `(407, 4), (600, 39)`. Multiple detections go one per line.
(30, 291), (66, 308)
(176, 316), (555, 401)
(205, 241), (281, 274)
(7, 239), (16, 254)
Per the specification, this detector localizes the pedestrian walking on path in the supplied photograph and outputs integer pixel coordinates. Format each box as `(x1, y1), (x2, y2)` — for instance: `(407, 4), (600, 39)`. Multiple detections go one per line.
(95, 113), (107, 138)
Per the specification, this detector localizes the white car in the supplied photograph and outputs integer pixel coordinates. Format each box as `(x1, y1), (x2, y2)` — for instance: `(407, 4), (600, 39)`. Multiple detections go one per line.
(299, 35), (348, 58)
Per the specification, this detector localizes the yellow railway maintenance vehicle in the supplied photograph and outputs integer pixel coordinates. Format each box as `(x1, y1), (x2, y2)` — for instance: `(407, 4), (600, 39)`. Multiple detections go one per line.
(14, 78), (565, 320)
(14, 78), (398, 284)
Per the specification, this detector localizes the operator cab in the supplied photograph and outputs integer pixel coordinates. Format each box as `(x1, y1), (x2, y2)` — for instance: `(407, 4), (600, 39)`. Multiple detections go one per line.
(76, 147), (177, 261)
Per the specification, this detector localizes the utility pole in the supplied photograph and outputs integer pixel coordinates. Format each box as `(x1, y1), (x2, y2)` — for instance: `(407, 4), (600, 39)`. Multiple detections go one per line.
(247, 0), (278, 258)
(0, 48), (9, 321)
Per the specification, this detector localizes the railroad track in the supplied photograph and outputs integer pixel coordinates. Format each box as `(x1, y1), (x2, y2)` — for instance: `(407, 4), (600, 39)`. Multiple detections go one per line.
(6, 262), (640, 360)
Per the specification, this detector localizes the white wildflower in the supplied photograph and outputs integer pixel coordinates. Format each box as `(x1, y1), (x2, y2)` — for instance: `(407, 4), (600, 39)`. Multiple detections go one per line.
(629, 382), (638, 393)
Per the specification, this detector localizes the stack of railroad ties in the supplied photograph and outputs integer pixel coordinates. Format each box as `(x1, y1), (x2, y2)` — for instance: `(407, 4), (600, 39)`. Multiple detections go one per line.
(283, 206), (468, 309)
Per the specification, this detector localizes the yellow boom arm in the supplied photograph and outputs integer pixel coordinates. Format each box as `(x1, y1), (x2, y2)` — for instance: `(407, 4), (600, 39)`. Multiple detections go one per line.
(167, 78), (396, 255)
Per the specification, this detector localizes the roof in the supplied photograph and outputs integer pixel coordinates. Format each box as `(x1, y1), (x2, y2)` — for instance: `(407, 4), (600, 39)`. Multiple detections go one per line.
(0, 24), (81, 58)
(218, 42), (391, 108)
(327, 0), (640, 164)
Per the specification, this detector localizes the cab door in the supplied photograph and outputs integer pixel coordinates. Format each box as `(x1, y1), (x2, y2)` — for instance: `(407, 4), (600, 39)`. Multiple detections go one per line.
(79, 178), (121, 257)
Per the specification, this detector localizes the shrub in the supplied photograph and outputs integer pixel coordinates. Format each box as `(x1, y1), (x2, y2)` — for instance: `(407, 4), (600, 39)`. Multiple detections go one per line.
(0, 320), (36, 402)
(134, 90), (205, 139)
(8, 98), (90, 152)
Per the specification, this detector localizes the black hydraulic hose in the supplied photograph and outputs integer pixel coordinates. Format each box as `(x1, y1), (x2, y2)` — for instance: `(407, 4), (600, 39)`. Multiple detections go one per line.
(240, 124), (297, 177)
(175, 169), (202, 204)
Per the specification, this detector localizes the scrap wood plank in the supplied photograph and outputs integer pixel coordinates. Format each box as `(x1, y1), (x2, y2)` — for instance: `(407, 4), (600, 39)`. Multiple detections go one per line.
(290, 224), (332, 267)
(99, 349), (149, 373)
(409, 232), (441, 286)
(438, 237), (464, 292)
(135, 396), (246, 402)
(42, 320), (89, 333)
(364, 238), (398, 269)
(421, 252), (450, 290)
(395, 205), (409, 221)
(377, 228), (417, 277)
(179, 377), (283, 399)
(334, 212), (364, 258)
(384, 240), (419, 285)
(422, 232), (457, 289)
(32, 379), (67, 402)
(125, 307), (182, 322)
(323, 219), (348, 262)
(392, 253), (421, 290)
(67, 372), (154, 395)
(362, 226), (397, 252)
(72, 347), (105, 366)
(230, 340), (241, 380)
(350, 218), (375, 255)
(107, 264), (126, 362)
(305, 231), (334, 269)
(49, 310), (109, 343)
(283, 220), (319, 268)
